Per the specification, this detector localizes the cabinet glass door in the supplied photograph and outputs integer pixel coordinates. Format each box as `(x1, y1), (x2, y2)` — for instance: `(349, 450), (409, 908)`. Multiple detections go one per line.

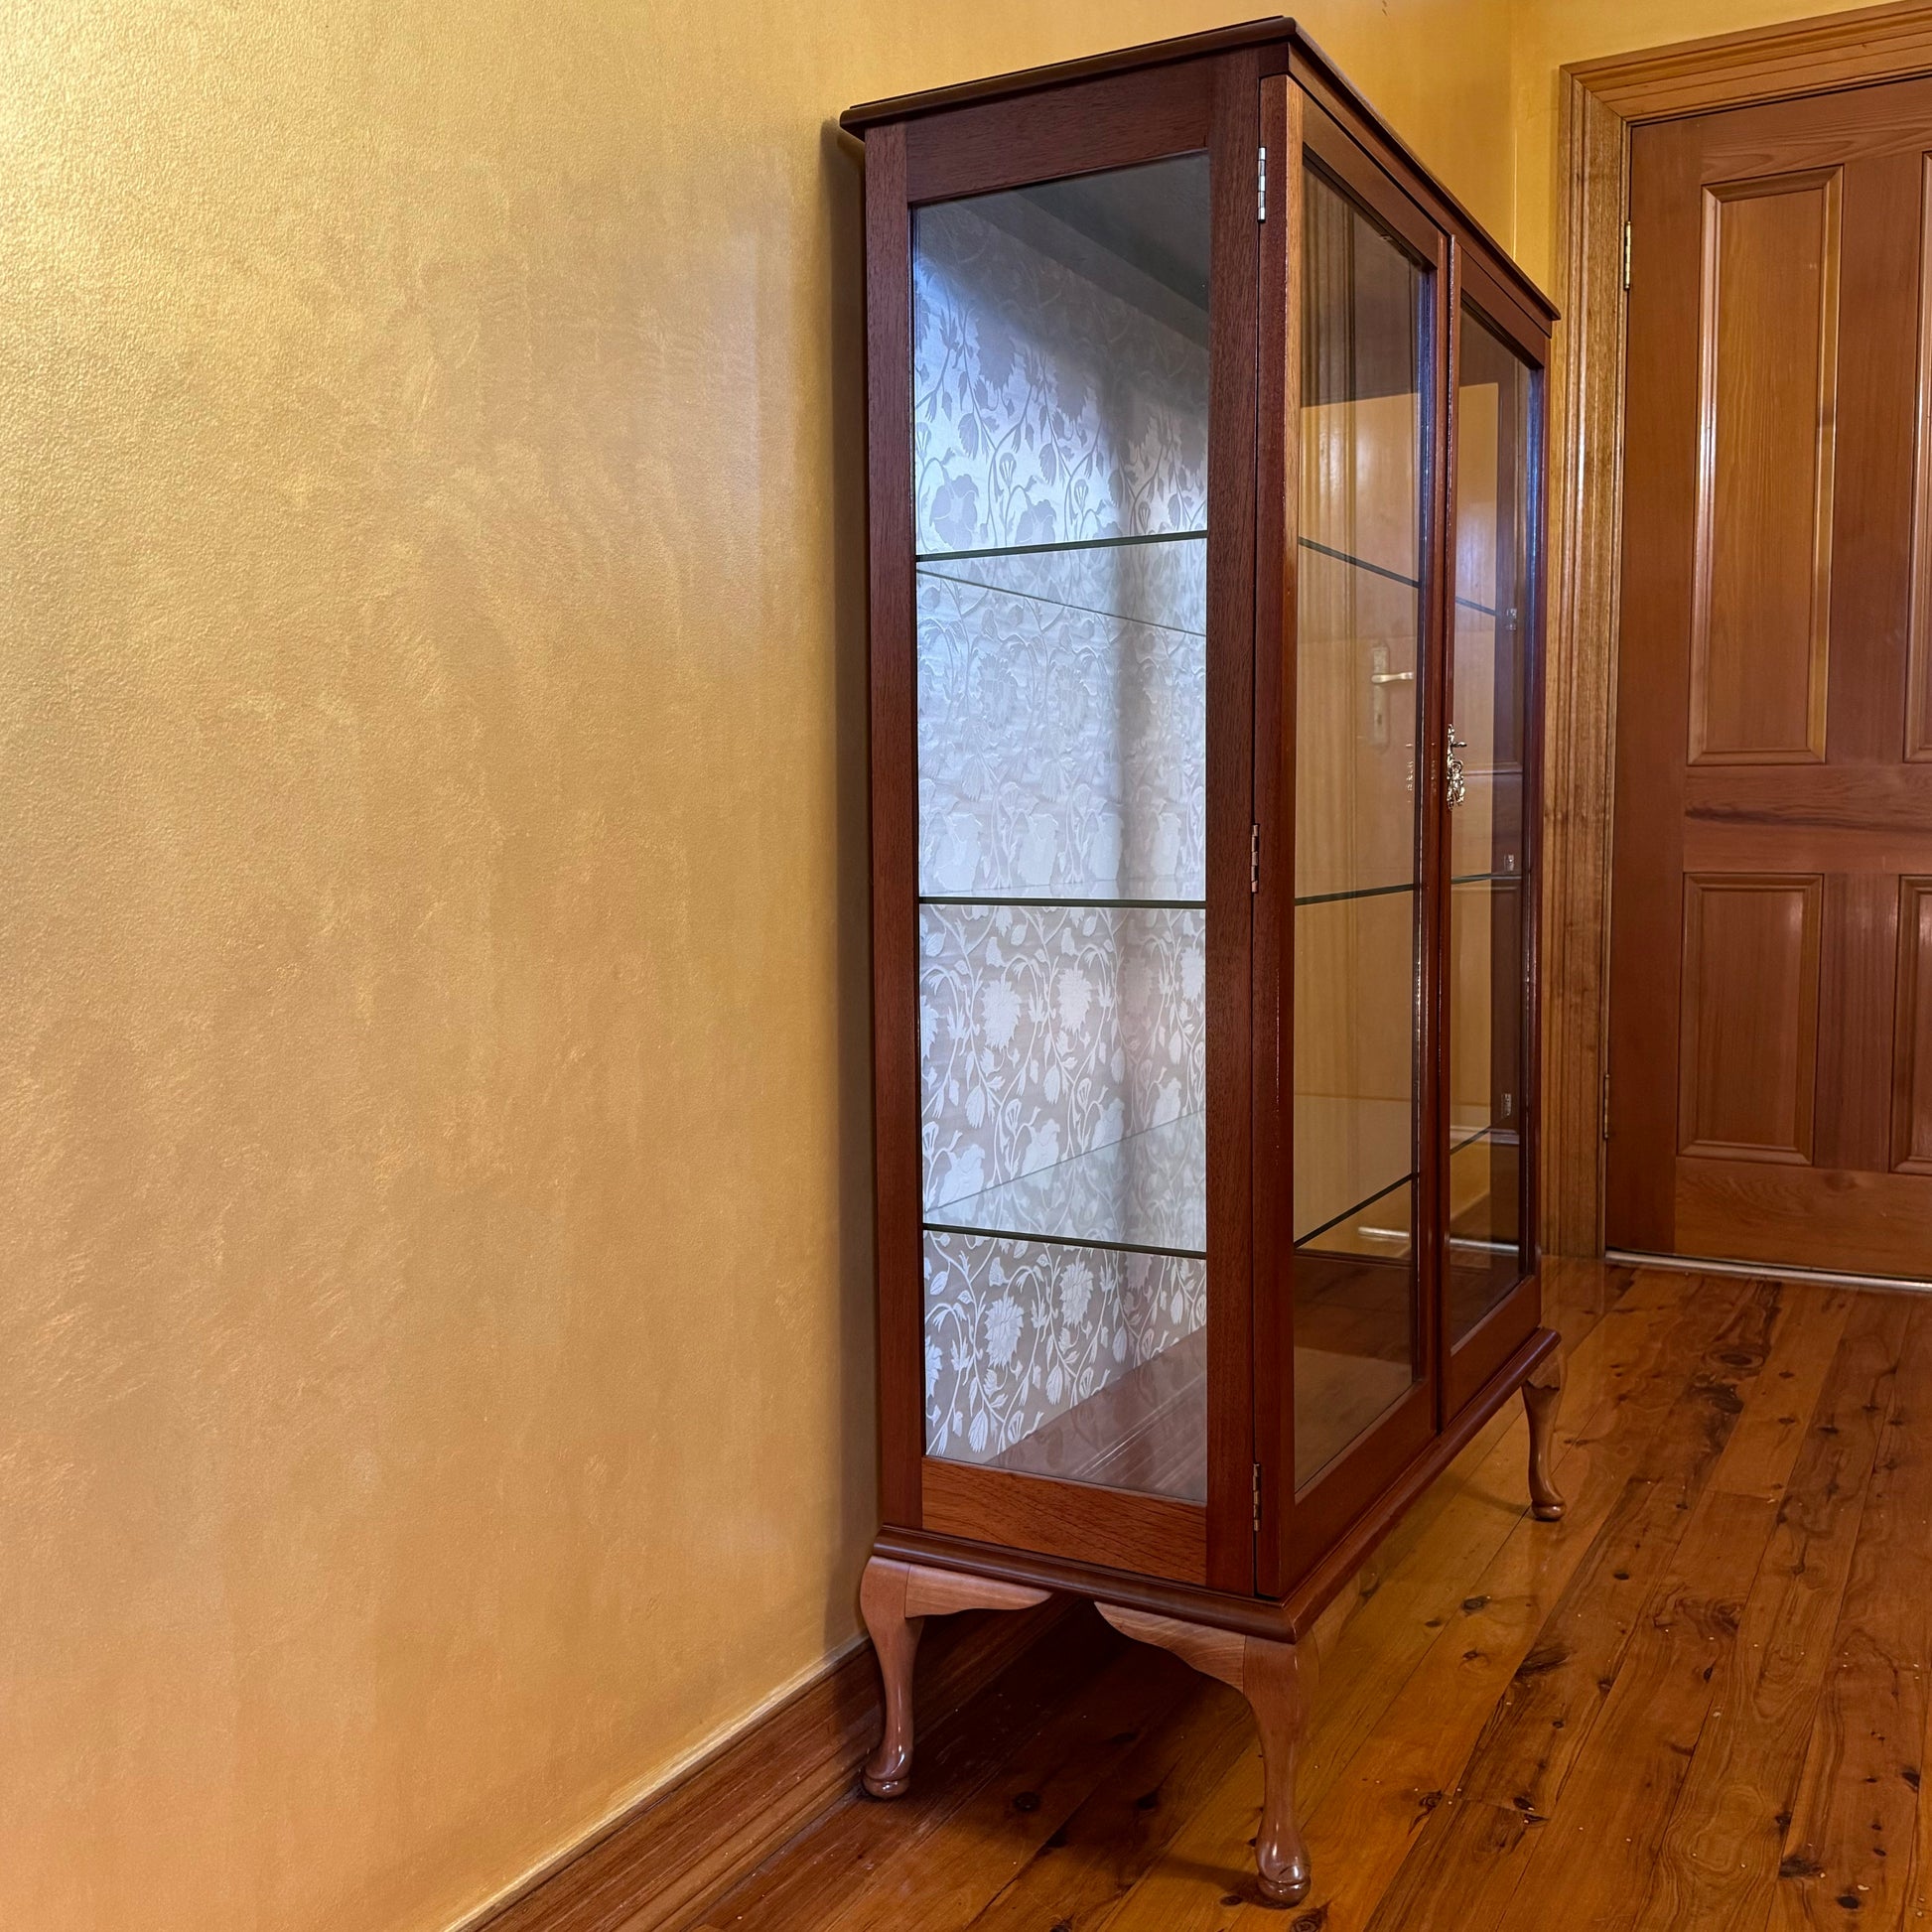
(1447, 304), (1534, 1347)
(911, 156), (1212, 1501)
(1293, 166), (1428, 1487)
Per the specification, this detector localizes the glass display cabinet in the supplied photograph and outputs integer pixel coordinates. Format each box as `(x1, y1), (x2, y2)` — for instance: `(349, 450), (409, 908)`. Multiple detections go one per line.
(843, 20), (1560, 1904)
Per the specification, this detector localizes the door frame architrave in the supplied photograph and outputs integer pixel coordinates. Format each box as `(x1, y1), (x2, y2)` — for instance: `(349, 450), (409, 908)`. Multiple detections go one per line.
(1546, 0), (1932, 1255)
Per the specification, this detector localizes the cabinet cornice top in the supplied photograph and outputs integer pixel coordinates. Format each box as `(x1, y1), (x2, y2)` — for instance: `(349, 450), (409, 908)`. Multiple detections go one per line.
(839, 16), (1557, 329)
(840, 17), (1299, 132)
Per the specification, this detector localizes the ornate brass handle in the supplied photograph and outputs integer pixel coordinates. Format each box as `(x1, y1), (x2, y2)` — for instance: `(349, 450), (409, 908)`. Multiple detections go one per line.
(1446, 728), (1467, 809)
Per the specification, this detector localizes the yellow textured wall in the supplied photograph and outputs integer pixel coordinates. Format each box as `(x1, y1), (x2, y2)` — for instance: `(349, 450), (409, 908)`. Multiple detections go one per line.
(0, 4), (1514, 1928)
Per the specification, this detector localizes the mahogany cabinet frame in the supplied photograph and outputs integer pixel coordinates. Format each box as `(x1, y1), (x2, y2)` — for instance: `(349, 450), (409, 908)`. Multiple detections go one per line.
(847, 16), (1559, 1647)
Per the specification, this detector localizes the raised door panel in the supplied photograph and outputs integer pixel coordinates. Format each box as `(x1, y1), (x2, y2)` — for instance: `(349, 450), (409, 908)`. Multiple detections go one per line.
(1678, 873), (1823, 1162)
(1895, 878), (1932, 1172)
(1690, 172), (1840, 765)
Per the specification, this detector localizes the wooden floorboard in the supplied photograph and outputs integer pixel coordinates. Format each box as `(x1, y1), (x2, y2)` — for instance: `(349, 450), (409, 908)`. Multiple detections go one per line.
(697, 1264), (1932, 1932)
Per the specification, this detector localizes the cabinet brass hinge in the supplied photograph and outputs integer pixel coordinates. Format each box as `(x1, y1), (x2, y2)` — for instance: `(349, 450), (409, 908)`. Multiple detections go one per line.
(1251, 823), (1260, 893)
(1258, 145), (1268, 223)
(1253, 1461), (1263, 1533)
(1602, 1065), (1612, 1141)
(1623, 221), (1632, 291)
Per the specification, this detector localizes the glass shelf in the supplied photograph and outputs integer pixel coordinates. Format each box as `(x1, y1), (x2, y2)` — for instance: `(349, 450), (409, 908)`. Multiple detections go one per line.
(1296, 880), (1415, 908)
(924, 1111), (1205, 1258)
(915, 529), (1206, 565)
(915, 563), (1203, 646)
(921, 883), (1424, 909)
(1294, 1090), (1408, 1242)
(1300, 534), (1417, 591)
(1297, 535), (1500, 621)
(919, 889), (1205, 910)
(922, 881), (1431, 908)
(925, 1043), (1478, 1265)
(1297, 1168), (1413, 1250)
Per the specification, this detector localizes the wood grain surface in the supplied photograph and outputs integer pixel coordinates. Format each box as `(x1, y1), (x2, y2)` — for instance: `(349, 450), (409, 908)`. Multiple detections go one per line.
(682, 1260), (1932, 1932)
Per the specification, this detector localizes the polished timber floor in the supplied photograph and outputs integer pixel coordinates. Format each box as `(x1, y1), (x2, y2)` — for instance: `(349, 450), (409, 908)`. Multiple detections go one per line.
(700, 1260), (1932, 1931)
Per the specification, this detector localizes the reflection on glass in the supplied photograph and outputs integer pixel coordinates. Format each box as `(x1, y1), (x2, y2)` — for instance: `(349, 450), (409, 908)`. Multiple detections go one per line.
(1296, 1181), (1417, 1480)
(1294, 890), (1417, 1241)
(1449, 307), (1534, 1343)
(1294, 167), (1426, 1486)
(912, 156), (1211, 1501)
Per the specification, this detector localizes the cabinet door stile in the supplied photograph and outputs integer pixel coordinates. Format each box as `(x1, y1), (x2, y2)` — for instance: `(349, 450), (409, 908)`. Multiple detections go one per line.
(1252, 69), (1304, 1601)
(864, 118), (925, 1530)
(1203, 48), (1265, 1595)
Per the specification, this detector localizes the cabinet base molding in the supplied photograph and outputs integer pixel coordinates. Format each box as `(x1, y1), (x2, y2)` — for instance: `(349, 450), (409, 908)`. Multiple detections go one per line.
(877, 1326), (1564, 1643)
(863, 1329), (1564, 1905)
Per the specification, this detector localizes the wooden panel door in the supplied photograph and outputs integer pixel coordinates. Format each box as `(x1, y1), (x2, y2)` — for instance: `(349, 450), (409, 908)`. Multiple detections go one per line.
(1609, 76), (1932, 1279)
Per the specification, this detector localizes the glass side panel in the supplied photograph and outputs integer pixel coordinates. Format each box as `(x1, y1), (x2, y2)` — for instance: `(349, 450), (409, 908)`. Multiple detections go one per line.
(1448, 306), (1535, 1347)
(1294, 167), (1426, 1488)
(912, 156), (1211, 1503)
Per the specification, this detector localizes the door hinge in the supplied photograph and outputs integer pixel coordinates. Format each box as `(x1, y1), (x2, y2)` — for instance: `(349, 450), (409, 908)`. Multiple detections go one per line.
(1602, 1065), (1612, 1141)
(1253, 1461), (1263, 1533)
(1251, 823), (1260, 893)
(1258, 145), (1268, 223)
(1622, 221), (1632, 291)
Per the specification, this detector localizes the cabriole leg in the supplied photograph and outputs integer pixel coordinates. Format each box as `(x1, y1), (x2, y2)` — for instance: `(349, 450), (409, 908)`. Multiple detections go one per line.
(859, 1557), (1050, 1800)
(1523, 1348), (1567, 1521)
(1096, 1603), (1314, 1905)
(859, 1558), (922, 1798)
